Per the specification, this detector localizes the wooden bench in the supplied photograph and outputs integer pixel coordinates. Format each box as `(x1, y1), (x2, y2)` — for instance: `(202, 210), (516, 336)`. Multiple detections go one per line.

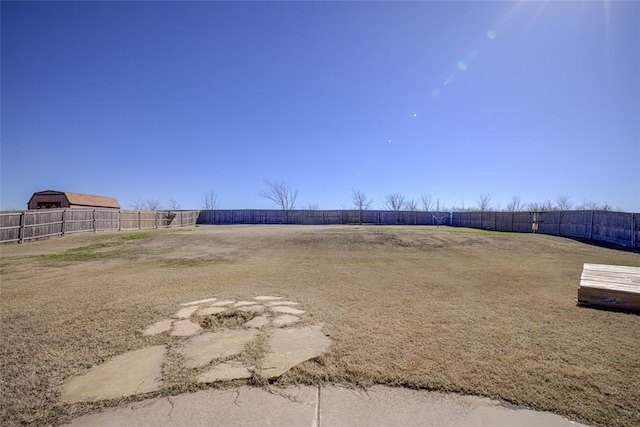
(577, 263), (640, 312)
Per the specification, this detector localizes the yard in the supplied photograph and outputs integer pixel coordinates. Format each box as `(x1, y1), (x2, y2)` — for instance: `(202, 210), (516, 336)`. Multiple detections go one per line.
(1, 225), (639, 426)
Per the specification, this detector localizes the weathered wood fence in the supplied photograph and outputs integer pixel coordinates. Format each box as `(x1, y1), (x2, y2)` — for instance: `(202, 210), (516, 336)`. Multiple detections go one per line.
(198, 209), (639, 249)
(0, 209), (200, 244)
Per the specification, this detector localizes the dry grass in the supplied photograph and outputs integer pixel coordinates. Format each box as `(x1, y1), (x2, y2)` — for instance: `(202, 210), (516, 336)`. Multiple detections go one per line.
(1, 225), (639, 426)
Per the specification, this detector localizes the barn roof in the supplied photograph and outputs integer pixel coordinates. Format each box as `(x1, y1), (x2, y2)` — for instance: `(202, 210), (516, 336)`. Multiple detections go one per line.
(64, 192), (120, 208)
(31, 190), (121, 209)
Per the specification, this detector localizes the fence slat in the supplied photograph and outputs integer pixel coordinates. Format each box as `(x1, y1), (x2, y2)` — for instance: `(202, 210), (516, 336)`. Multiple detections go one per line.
(196, 209), (639, 249)
(0, 209), (199, 244)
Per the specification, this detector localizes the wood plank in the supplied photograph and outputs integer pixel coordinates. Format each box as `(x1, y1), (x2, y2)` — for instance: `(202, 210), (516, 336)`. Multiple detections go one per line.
(583, 263), (640, 274)
(578, 263), (640, 312)
(577, 286), (640, 312)
(580, 273), (634, 284)
(579, 281), (640, 294)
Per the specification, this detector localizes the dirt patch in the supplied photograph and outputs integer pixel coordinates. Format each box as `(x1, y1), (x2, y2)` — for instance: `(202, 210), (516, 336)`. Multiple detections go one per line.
(199, 310), (255, 330)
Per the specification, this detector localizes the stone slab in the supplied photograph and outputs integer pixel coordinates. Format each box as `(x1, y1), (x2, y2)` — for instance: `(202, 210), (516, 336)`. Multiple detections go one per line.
(182, 329), (259, 368)
(233, 300), (257, 307)
(181, 297), (217, 306)
(210, 300), (236, 307)
(173, 306), (199, 319)
(257, 325), (330, 379)
(197, 362), (253, 383)
(270, 306), (306, 315)
(170, 320), (202, 337)
(319, 385), (586, 427)
(268, 300), (299, 306)
(254, 296), (282, 301)
(243, 315), (269, 329)
(69, 386), (317, 426)
(60, 345), (166, 404)
(198, 306), (227, 316)
(143, 319), (174, 336)
(272, 314), (300, 327)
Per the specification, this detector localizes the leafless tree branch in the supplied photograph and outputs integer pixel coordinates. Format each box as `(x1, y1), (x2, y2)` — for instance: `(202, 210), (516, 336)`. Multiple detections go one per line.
(260, 179), (298, 211)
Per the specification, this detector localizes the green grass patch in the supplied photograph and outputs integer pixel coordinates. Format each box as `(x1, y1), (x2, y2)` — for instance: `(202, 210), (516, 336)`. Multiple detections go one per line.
(39, 242), (126, 263)
(120, 231), (153, 240)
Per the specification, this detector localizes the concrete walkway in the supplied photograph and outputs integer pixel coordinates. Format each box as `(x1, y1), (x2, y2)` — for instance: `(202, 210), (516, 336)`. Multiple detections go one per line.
(69, 385), (587, 426)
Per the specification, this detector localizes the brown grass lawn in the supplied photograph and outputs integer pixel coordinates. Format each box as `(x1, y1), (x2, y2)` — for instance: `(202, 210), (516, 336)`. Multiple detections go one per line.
(1, 225), (639, 426)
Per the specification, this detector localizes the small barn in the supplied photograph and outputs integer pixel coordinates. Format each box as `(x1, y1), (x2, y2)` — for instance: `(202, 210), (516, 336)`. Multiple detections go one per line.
(27, 190), (120, 210)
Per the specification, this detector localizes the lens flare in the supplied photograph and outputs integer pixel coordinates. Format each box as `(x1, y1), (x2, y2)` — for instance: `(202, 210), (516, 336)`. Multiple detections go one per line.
(457, 60), (468, 71)
(431, 88), (441, 99)
(487, 30), (496, 40)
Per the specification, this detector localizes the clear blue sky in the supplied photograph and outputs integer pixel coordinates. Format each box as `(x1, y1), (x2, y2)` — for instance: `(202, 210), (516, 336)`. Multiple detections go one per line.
(2, 1), (639, 212)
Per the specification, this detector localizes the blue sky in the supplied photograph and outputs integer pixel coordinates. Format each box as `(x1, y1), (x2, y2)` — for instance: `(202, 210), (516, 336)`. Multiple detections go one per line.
(2, 1), (638, 212)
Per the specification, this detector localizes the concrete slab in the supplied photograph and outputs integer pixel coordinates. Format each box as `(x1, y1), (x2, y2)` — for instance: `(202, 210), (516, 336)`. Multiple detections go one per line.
(272, 314), (300, 327)
(197, 306), (227, 316)
(182, 329), (259, 368)
(257, 325), (330, 379)
(173, 306), (199, 319)
(270, 306), (306, 315)
(319, 385), (586, 427)
(181, 297), (217, 306)
(68, 386), (317, 426)
(197, 361), (253, 383)
(142, 319), (174, 336)
(243, 315), (269, 329)
(170, 320), (202, 337)
(210, 300), (236, 307)
(254, 296), (283, 301)
(60, 346), (166, 404)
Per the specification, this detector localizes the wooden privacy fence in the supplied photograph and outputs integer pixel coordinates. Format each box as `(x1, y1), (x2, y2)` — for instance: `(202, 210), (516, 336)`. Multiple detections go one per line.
(0, 209), (200, 244)
(198, 209), (639, 249)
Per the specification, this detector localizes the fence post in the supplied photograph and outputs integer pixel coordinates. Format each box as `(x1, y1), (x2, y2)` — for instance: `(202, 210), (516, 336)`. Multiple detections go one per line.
(138, 211), (142, 230)
(61, 209), (66, 236)
(93, 209), (97, 232)
(118, 210), (121, 231)
(493, 212), (497, 230)
(632, 213), (636, 248)
(589, 210), (594, 240)
(155, 212), (158, 229)
(18, 211), (25, 244)
(557, 211), (562, 235)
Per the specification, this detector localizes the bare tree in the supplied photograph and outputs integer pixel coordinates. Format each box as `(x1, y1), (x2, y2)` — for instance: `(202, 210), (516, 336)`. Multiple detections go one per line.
(168, 198), (181, 210)
(477, 194), (492, 212)
(382, 192), (405, 211)
(555, 194), (572, 211)
(528, 199), (554, 212)
(432, 199), (448, 228)
(306, 203), (319, 210)
(202, 191), (220, 210)
(404, 199), (418, 211)
(505, 195), (524, 212)
(351, 189), (372, 225)
(351, 189), (372, 211)
(420, 193), (434, 211)
(144, 198), (162, 211)
(260, 179), (298, 210)
(130, 198), (145, 210)
(576, 200), (613, 211)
